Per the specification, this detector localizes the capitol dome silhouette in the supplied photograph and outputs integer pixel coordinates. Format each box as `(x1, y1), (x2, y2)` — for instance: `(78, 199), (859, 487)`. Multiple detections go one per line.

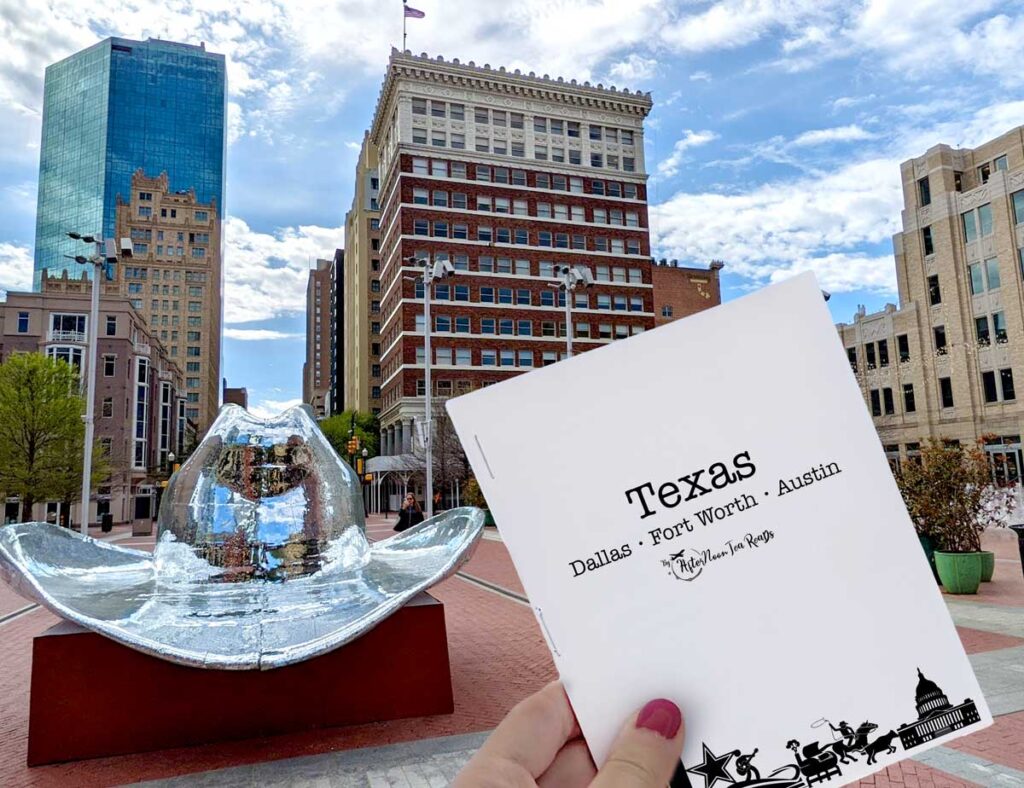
(914, 668), (952, 717)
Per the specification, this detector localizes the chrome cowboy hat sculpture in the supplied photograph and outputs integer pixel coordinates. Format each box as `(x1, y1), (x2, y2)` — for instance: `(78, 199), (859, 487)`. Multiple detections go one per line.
(0, 405), (484, 669)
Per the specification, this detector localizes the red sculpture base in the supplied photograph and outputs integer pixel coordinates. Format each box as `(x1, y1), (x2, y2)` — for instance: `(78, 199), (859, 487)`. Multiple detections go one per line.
(27, 593), (453, 766)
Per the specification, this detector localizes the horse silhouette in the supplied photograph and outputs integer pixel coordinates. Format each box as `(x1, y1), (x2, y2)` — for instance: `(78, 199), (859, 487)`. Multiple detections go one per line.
(864, 730), (899, 764)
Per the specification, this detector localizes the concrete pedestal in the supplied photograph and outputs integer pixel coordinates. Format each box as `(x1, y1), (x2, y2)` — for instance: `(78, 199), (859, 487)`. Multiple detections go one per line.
(27, 593), (453, 765)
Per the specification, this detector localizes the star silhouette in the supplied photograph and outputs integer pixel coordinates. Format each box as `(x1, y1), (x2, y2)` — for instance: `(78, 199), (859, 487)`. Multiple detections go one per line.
(686, 743), (736, 788)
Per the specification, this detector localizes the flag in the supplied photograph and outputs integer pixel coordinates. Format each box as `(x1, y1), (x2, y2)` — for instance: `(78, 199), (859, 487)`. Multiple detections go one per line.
(404, 4), (425, 18)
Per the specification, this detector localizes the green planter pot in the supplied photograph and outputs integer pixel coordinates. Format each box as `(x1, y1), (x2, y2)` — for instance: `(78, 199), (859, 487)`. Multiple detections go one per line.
(919, 535), (940, 584)
(484, 509), (496, 527)
(935, 551), (983, 595)
(980, 551), (995, 583)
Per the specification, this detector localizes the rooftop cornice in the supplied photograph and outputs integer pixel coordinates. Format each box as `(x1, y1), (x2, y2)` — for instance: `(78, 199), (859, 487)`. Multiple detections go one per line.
(370, 48), (654, 143)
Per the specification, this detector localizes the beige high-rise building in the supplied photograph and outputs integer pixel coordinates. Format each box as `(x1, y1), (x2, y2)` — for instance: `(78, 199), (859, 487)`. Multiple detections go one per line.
(111, 170), (222, 433)
(837, 126), (1024, 481)
(342, 132), (382, 415)
(303, 258), (333, 417)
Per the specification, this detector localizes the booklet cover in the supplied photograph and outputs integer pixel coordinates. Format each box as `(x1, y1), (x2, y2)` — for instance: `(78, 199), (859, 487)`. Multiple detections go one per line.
(446, 272), (990, 787)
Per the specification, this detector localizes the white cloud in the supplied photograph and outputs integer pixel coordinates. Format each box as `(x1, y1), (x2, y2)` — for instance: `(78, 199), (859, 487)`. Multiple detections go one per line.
(222, 216), (342, 325)
(608, 53), (657, 84)
(650, 100), (1024, 296)
(830, 94), (877, 112)
(656, 129), (718, 178)
(0, 242), (33, 296)
(689, 71), (712, 82)
(224, 328), (303, 341)
(248, 397), (303, 420)
(790, 125), (877, 146)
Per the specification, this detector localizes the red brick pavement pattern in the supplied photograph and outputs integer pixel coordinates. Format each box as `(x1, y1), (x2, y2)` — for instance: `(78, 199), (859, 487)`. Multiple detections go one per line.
(947, 709), (1024, 773)
(853, 760), (979, 787)
(0, 582), (33, 618)
(955, 625), (1024, 654)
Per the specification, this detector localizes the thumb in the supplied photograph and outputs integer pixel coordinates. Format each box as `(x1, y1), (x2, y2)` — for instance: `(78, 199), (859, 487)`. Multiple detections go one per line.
(591, 699), (685, 788)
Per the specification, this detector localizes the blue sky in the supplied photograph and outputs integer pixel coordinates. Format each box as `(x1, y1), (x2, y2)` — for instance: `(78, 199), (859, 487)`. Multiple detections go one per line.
(1, 0), (1022, 417)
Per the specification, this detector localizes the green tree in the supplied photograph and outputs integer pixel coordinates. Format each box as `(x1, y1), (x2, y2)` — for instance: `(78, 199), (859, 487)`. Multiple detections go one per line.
(319, 410), (380, 462)
(0, 352), (106, 522)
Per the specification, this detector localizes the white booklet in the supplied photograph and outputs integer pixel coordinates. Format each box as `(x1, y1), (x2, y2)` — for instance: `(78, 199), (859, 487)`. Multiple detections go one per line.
(447, 272), (990, 787)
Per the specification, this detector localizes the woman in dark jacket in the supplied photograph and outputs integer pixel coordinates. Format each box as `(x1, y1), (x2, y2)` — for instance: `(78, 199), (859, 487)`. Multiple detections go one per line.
(395, 493), (424, 532)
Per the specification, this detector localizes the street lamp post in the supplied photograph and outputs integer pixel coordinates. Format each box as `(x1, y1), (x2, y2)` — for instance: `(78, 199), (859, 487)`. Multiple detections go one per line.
(404, 254), (455, 520)
(65, 232), (131, 535)
(549, 265), (595, 358)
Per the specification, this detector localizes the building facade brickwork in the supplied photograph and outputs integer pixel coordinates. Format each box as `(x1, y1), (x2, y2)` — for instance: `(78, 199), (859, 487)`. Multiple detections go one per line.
(837, 125), (1024, 478)
(0, 289), (185, 526)
(651, 260), (723, 326)
(91, 169), (222, 434)
(367, 49), (654, 455)
(303, 258), (333, 416)
(343, 134), (382, 416)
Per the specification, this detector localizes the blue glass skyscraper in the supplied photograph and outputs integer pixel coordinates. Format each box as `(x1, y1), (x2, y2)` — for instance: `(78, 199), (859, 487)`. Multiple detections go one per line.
(34, 37), (225, 287)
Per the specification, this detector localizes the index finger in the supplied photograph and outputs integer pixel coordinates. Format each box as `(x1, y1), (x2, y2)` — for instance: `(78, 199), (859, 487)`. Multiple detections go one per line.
(475, 681), (585, 777)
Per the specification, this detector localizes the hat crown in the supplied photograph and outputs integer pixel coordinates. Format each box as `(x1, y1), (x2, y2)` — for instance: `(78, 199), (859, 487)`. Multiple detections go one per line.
(156, 405), (367, 582)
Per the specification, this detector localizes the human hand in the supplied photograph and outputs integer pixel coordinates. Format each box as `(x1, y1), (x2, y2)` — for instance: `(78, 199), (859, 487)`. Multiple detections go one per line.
(453, 681), (684, 787)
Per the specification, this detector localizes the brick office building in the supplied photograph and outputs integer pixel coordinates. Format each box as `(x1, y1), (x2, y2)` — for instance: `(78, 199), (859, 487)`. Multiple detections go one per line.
(368, 49), (654, 456)
(0, 289), (186, 526)
(651, 259), (724, 326)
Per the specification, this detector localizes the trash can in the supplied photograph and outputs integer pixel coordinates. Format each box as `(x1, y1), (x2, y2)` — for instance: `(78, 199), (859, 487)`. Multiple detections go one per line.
(101, 513), (113, 533)
(1009, 524), (1024, 579)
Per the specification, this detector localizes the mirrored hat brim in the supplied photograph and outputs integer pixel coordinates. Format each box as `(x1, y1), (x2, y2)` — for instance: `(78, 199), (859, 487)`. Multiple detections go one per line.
(0, 507), (484, 670)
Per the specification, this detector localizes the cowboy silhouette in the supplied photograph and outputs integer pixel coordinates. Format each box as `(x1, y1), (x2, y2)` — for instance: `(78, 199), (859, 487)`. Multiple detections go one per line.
(829, 720), (856, 746)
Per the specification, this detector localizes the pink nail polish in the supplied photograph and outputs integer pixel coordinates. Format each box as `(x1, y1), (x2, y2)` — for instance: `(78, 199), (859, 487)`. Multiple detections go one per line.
(636, 698), (682, 739)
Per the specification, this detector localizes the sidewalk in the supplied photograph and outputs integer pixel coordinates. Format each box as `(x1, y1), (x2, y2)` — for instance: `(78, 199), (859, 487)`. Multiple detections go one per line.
(0, 521), (1021, 786)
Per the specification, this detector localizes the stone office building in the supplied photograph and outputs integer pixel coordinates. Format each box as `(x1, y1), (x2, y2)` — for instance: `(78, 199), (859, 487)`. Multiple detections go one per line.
(343, 134), (383, 416)
(110, 170), (222, 434)
(367, 49), (655, 457)
(837, 126), (1024, 481)
(0, 290), (186, 526)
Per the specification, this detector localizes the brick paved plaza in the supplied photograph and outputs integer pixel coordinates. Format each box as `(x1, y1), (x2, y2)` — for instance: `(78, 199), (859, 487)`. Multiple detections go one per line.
(1, 519), (1023, 786)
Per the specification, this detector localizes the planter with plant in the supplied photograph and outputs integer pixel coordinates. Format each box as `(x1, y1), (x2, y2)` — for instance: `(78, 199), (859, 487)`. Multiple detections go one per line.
(896, 438), (1013, 594)
(463, 477), (494, 526)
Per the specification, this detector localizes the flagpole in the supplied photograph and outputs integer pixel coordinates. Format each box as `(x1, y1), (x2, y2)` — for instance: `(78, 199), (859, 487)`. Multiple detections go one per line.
(403, 0), (407, 50)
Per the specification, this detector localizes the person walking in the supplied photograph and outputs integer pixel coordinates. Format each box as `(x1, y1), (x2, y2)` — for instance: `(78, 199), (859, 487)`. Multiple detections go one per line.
(394, 493), (424, 532)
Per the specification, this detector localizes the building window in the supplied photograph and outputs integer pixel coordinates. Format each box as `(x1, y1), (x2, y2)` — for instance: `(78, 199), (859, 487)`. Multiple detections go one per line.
(983, 371), (998, 403)
(903, 383), (916, 413)
(870, 389), (881, 417)
(897, 334), (910, 362)
(994, 311), (1008, 343)
(101, 397), (113, 418)
(922, 226), (934, 256)
(934, 325), (947, 353)
(865, 342), (876, 369)
(103, 355), (116, 377)
(927, 275), (941, 305)
(976, 316), (990, 345)
(917, 176), (931, 207)
(1002, 368), (1016, 400)
(847, 347), (857, 371)
(882, 387), (895, 415)
(17, 312), (28, 333)
(878, 339), (889, 367)
(939, 377), (954, 408)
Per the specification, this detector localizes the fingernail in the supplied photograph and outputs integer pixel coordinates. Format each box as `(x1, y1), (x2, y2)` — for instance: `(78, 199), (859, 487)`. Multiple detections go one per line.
(635, 698), (682, 739)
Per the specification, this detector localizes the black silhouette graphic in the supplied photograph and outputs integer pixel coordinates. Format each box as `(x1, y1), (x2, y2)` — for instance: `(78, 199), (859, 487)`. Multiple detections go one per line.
(686, 742), (803, 788)
(734, 748), (759, 782)
(786, 739), (841, 785)
(896, 669), (981, 749)
(687, 743), (736, 788)
(828, 720), (855, 746)
(863, 730), (899, 764)
(683, 669), (981, 788)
